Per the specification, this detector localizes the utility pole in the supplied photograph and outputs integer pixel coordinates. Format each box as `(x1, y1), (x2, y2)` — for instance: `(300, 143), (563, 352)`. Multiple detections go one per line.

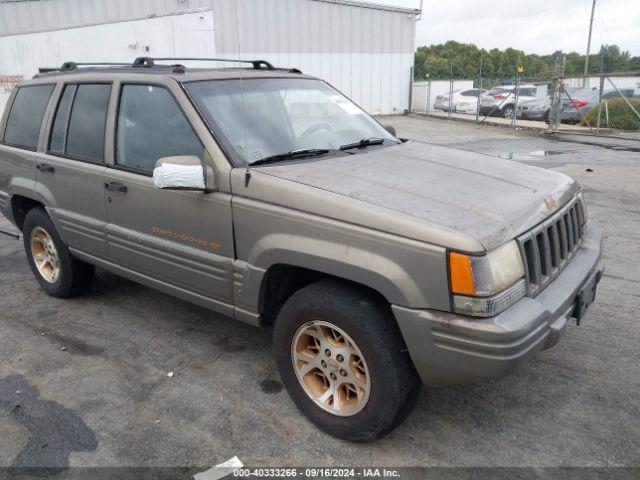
(548, 53), (566, 132)
(583, 0), (597, 87)
(448, 63), (453, 119)
(596, 45), (605, 133)
(475, 57), (483, 122)
(512, 66), (522, 128)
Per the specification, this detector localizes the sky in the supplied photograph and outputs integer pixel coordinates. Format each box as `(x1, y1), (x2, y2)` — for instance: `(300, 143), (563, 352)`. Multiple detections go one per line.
(368, 0), (640, 56)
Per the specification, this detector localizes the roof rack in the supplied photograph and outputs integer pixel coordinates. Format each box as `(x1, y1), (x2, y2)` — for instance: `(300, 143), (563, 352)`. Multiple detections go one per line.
(38, 62), (132, 73)
(133, 57), (275, 70)
(35, 57), (303, 77)
(132, 57), (302, 74)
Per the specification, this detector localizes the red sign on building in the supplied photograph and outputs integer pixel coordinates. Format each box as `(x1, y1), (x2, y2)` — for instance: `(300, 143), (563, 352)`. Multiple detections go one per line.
(1, 75), (24, 94)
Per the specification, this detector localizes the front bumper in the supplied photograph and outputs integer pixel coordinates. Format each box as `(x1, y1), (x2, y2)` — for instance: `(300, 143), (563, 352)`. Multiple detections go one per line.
(393, 226), (604, 386)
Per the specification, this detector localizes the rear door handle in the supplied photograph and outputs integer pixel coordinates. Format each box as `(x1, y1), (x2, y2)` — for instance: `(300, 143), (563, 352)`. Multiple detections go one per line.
(104, 182), (127, 193)
(36, 164), (55, 173)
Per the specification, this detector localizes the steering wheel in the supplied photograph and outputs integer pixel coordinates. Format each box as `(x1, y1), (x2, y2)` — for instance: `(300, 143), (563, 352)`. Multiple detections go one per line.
(300, 122), (334, 137)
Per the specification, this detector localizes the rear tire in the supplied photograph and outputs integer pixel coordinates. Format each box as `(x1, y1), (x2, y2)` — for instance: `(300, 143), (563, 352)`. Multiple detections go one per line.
(273, 280), (421, 442)
(23, 208), (94, 298)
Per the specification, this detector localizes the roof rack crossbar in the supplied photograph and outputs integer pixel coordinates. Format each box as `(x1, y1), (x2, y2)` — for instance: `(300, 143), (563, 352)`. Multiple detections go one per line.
(38, 62), (132, 74)
(132, 57), (275, 70)
(61, 62), (132, 71)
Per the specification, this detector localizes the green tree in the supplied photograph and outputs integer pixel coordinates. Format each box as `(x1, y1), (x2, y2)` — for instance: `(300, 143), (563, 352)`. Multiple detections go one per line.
(414, 42), (637, 80)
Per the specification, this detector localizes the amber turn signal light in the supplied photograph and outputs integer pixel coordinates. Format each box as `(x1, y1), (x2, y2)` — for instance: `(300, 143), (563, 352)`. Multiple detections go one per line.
(449, 252), (476, 296)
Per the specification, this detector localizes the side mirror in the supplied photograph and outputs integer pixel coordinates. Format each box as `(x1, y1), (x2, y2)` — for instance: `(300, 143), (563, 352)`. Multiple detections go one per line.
(152, 156), (216, 192)
(384, 125), (397, 137)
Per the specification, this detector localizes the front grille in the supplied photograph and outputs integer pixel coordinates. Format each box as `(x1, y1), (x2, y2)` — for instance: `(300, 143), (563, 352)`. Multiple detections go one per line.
(517, 196), (586, 296)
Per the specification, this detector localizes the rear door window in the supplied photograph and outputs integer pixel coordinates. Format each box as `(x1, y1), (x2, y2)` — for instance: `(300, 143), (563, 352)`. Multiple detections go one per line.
(48, 83), (110, 162)
(49, 85), (77, 154)
(66, 84), (111, 162)
(3, 85), (54, 150)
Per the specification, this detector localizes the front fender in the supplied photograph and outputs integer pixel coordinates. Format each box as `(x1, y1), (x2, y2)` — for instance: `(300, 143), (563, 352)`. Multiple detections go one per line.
(233, 197), (451, 311)
(250, 232), (421, 306)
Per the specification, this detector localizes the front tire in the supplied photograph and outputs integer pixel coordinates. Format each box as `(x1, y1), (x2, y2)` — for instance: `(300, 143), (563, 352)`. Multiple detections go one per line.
(502, 105), (515, 119)
(273, 280), (421, 442)
(23, 208), (94, 298)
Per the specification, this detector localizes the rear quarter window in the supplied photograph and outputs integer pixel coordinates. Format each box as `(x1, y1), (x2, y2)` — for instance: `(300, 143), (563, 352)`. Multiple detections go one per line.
(3, 85), (54, 150)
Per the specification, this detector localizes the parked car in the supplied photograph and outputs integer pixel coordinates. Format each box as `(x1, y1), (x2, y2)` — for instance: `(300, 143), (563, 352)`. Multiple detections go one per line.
(517, 97), (551, 121)
(0, 58), (603, 442)
(434, 88), (486, 112)
(479, 84), (539, 118)
(560, 87), (639, 124)
(456, 97), (482, 115)
(517, 87), (587, 122)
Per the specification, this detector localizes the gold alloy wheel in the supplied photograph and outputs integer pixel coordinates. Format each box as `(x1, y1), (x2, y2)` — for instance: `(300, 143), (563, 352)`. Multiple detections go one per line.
(30, 227), (61, 284)
(291, 320), (371, 417)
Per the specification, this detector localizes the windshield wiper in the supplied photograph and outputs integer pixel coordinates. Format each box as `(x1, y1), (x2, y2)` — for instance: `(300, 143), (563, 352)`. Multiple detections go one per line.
(339, 137), (388, 151)
(249, 149), (332, 166)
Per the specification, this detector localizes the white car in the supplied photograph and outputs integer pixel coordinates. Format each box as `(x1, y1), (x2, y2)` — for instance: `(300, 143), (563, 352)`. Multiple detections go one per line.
(479, 84), (539, 118)
(433, 89), (486, 112)
(456, 98), (481, 115)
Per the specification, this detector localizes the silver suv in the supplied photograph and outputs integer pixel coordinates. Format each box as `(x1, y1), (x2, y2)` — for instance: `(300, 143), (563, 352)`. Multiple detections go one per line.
(0, 58), (604, 441)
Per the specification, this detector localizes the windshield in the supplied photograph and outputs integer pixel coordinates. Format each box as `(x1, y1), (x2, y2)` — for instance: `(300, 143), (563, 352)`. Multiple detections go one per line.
(185, 78), (398, 165)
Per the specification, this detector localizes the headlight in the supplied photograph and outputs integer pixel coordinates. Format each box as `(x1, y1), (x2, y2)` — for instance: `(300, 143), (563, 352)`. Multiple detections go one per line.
(449, 241), (526, 317)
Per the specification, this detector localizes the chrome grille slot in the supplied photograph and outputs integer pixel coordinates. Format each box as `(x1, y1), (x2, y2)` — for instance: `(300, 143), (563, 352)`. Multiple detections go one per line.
(517, 196), (586, 297)
(557, 219), (567, 260)
(565, 213), (574, 251)
(536, 232), (550, 277)
(523, 239), (539, 291)
(547, 225), (559, 270)
(575, 202), (585, 235)
(570, 207), (580, 242)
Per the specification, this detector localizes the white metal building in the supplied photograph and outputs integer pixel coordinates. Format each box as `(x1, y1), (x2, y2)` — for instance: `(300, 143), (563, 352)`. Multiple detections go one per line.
(0, 0), (420, 114)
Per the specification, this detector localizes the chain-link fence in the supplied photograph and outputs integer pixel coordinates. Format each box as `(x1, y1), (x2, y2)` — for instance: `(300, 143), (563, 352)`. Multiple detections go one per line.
(549, 73), (640, 135)
(411, 59), (640, 138)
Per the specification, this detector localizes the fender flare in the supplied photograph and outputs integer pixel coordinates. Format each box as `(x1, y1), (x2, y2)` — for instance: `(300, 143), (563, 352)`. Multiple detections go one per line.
(248, 233), (429, 308)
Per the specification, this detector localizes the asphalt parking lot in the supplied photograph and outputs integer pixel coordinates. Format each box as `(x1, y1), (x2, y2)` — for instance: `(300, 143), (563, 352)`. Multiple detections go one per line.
(0, 116), (638, 475)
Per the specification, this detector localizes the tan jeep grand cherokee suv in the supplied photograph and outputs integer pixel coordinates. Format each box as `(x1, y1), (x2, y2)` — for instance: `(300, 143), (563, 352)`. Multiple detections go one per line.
(0, 58), (604, 441)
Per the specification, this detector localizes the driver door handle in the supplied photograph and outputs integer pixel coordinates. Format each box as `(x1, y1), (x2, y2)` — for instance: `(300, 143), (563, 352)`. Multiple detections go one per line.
(104, 182), (127, 193)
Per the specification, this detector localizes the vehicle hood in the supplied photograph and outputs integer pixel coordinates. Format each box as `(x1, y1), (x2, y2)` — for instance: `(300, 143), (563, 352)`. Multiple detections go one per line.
(247, 141), (578, 252)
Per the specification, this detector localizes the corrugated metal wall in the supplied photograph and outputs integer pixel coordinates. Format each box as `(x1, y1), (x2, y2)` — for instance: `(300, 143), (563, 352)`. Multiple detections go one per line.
(0, 0), (417, 41)
(210, 0), (416, 114)
(0, 0), (197, 35)
(0, 11), (216, 75)
(211, 0), (415, 54)
(0, 0), (418, 114)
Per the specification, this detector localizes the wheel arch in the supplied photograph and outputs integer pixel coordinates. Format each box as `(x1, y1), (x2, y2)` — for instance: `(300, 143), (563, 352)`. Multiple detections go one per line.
(257, 262), (395, 327)
(10, 194), (45, 231)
